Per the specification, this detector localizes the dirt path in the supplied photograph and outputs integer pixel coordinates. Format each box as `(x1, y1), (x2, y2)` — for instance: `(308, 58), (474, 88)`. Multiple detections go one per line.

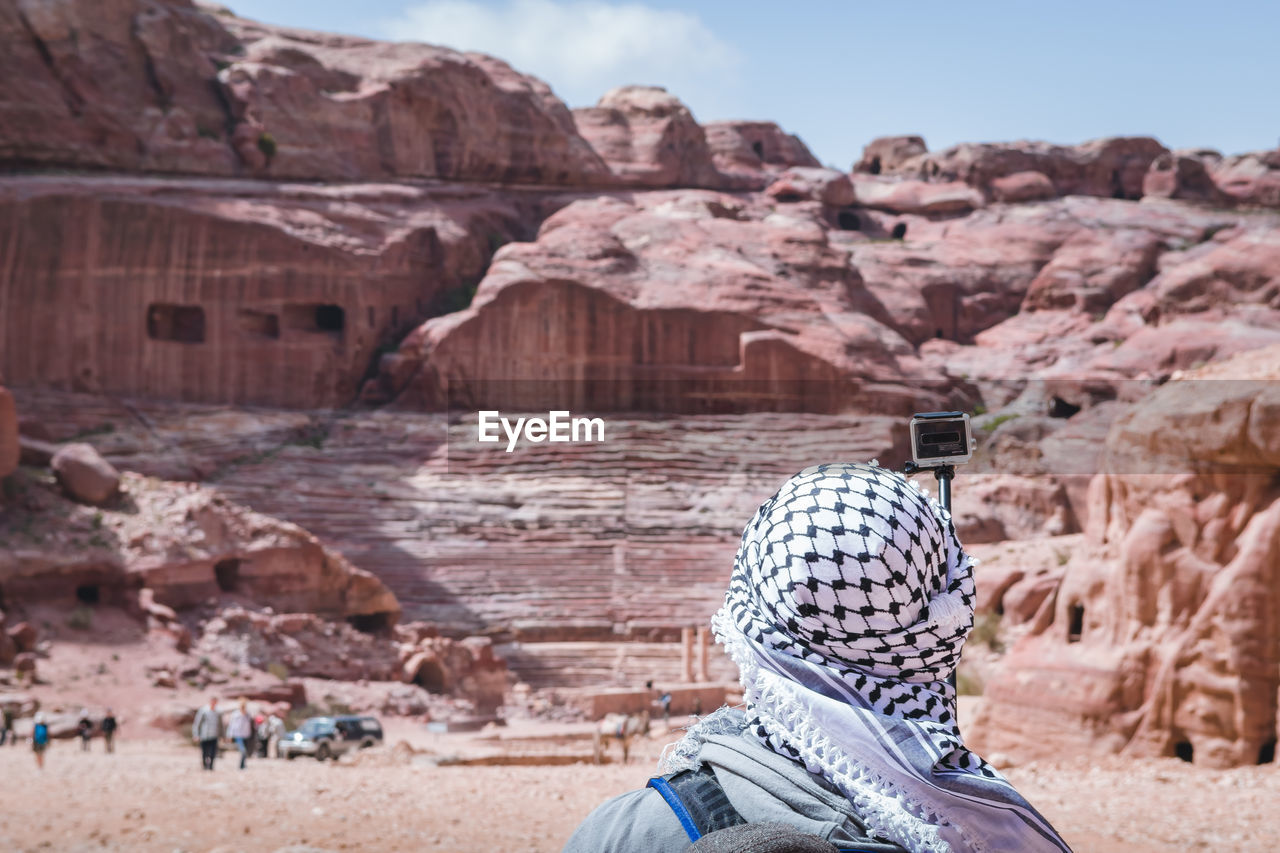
(1, 733), (1277, 852)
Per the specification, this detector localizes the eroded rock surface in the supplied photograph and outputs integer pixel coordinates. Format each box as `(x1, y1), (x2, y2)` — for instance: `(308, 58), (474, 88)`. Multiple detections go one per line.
(970, 346), (1280, 768)
(0, 466), (399, 626)
(0, 381), (16, 480)
(0, 0), (609, 184)
(0, 176), (527, 407)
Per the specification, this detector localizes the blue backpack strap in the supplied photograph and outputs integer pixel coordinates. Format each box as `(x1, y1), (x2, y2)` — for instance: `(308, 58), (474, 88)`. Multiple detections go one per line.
(649, 765), (910, 853)
(647, 766), (747, 842)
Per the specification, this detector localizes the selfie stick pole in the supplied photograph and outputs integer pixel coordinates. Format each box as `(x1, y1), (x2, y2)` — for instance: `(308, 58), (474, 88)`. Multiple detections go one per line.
(903, 461), (959, 697)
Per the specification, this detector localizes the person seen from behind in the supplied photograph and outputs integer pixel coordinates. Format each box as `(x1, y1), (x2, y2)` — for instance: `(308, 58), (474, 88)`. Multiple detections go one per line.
(77, 709), (93, 752)
(32, 712), (49, 769)
(101, 709), (117, 753)
(255, 714), (269, 757)
(192, 697), (221, 771)
(266, 711), (286, 758)
(227, 699), (253, 770)
(564, 463), (1071, 852)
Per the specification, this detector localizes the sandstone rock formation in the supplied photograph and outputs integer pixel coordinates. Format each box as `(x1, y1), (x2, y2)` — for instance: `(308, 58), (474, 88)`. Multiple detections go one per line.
(1210, 148), (1280, 208)
(51, 442), (121, 505)
(0, 176), (525, 407)
(969, 346), (1280, 768)
(5, 0), (1280, 748)
(0, 0), (609, 184)
(0, 466), (399, 628)
(849, 177), (985, 216)
(765, 167), (854, 207)
(885, 136), (1170, 201)
(196, 607), (510, 711)
(854, 135), (927, 175)
(0, 381), (15, 480)
(572, 86), (720, 189)
(1142, 150), (1226, 204)
(704, 120), (821, 187)
(385, 190), (958, 415)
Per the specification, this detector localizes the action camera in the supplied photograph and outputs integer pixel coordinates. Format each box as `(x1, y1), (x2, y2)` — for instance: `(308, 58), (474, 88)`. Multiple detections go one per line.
(908, 411), (974, 468)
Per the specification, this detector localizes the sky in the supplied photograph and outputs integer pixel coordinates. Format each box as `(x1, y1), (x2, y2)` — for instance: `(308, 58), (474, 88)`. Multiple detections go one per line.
(222, 0), (1280, 169)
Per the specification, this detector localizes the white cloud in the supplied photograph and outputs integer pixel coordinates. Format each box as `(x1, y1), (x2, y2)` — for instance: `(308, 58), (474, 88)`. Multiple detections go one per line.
(379, 0), (741, 110)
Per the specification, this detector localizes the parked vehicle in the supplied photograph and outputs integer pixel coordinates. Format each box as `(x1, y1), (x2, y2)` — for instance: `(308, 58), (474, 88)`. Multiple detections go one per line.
(278, 715), (383, 761)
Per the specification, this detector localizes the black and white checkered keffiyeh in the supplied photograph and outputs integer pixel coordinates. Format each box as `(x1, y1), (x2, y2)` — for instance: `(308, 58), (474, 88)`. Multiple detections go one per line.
(710, 463), (1071, 853)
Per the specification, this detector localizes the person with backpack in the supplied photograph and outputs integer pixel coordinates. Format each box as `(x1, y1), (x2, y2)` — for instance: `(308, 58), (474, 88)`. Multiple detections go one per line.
(101, 709), (118, 754)
(32, 712), (49, 769)
(564, 463), (1071, 853)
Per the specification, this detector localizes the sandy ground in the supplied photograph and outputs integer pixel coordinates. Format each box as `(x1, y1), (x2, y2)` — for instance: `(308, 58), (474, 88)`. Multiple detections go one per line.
(2, 722), (1279, 853)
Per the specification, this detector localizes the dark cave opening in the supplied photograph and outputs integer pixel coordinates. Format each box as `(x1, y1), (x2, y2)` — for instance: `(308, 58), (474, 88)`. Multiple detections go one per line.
(214, 558), (241, 593)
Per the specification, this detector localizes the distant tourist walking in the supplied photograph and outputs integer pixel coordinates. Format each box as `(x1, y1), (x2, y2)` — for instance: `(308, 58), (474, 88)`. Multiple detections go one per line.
(192, 697), (221, 771)
(227, 699), (253, 770)
(77, 709), (93, 751)
(32, 712), (49, 769)
(101, 709), (118, 754)
(266, 711), (286, 758)
(1, 706), (13, 746)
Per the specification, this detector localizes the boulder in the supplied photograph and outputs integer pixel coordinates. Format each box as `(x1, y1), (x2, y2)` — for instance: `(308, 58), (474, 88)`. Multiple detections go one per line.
(6, 621), (37, 653)
(13, 652), (37, 677)
(0, 692), (38, 716)
(1000, 572), (1062, 624)
(1209, 149), (1280, 208)
(572, 86), (721, 188)
(948, 474), (1077, 544)
(850, 178), (985, 216)
(894, 136), (1169, 200)
(237, 681), (307, 708)
(51, 442), (120, 505)
(990, 171), (1057, 203)
(704, 120), (820, 188)
(854, 135), (927, 174)
(1143, 151), (1226, 204)
(765, 167), (854, 207)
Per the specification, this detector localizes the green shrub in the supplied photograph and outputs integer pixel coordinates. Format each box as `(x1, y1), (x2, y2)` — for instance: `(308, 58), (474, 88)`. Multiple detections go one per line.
(985, 413), (1020, 431)
(67, 605), (93, 631)
(969, 611), (1003, 651)
(257, 131), (278, 162)
(956, 669), (984, 696)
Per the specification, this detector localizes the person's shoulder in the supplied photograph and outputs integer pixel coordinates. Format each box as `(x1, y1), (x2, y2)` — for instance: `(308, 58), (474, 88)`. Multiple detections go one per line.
(562, 785), (689, 853)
